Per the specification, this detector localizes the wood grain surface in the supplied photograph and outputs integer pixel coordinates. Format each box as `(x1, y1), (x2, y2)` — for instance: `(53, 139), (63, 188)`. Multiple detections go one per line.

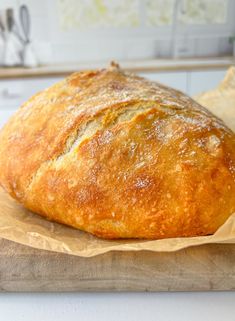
(0, 57), (234, 79)
(0, 238), (234, 292)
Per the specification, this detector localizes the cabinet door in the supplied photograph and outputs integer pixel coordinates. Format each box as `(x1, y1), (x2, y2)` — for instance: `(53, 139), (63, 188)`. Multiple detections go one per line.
(0, 77), (63, 129)
(138, 72), (188, 94)
(189, 70), (227, 96)
(0, 77), (63, 108)
(0, 108), (16, 129)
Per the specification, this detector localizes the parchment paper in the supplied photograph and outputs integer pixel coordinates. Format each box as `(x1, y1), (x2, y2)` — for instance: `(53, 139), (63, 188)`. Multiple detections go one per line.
(195, 66), (235, 132)
(0, 67), (234, 257)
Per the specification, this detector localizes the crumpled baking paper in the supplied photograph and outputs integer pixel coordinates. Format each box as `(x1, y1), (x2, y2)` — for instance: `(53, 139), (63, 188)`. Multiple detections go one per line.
(195, 66), (235, 132)
(0, 67), (234, 257)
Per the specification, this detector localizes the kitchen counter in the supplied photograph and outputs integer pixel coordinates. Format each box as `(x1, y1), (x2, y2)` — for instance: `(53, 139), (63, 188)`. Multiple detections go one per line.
(0, 56), (234, 79)
(1, 292), (235, 321)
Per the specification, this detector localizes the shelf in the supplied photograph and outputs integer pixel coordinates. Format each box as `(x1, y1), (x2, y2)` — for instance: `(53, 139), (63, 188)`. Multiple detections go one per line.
(0, 57), (234, 79)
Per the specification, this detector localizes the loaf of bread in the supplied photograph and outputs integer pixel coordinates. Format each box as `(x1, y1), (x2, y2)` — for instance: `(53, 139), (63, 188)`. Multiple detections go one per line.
(0, 63), (234, 239)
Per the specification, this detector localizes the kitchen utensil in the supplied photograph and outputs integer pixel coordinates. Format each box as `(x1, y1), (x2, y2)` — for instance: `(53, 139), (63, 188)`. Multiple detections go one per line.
(19, 5), (30, 44)
(3, 8), (22, 67)
(6, 8), (13, 32)
(0, 15), (5, 40)
(6, 8), (24, 44)
(19, 5), (37, 67)
(0, 13), (6, 65)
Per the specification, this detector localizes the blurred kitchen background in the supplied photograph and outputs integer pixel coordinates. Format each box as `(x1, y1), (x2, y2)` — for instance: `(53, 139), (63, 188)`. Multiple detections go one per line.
(0, 0), (235, 128)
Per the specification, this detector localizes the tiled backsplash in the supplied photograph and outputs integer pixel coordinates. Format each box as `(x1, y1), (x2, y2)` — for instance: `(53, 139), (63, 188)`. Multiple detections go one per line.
(0, 0), (234, 64)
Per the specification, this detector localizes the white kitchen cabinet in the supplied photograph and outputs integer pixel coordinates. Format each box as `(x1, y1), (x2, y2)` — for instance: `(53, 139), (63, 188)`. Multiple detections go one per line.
(139, 69), (228, 97)
(188, 69), (226, 96)
(0, 292), (235, 321)
(0, 77), (63, 107)
(0, 77), (63, 129)
(138, 71), (188, 94)
(0, 108), (16, 129)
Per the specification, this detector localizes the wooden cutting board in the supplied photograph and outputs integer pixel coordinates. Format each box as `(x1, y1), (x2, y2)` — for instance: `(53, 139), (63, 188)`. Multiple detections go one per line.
(0, 238), (235, 292)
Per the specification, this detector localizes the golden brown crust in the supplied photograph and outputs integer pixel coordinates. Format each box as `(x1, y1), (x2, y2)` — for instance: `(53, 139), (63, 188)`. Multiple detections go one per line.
(0, 64), (235, 239)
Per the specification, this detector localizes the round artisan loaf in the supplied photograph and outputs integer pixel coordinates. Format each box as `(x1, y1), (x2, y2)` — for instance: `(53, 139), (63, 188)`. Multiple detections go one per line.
(0, 63), (234, 239)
